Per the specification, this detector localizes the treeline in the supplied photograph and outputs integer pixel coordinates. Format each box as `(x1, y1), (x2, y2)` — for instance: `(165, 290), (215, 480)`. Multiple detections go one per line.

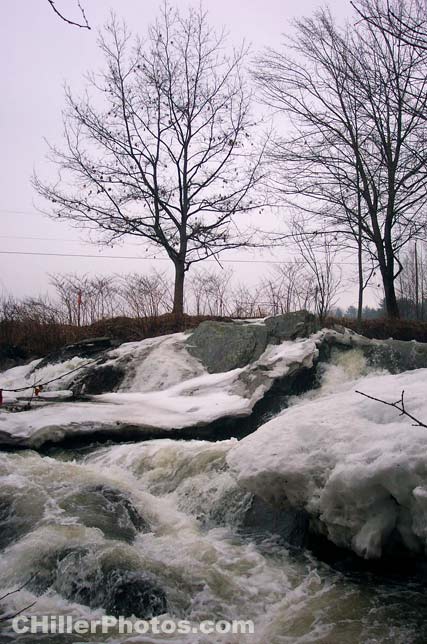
(32, 0), (427, 320)
(0, 262), (339, 328)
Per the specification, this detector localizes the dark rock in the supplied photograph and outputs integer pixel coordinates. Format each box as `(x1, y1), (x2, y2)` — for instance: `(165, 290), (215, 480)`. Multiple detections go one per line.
(0, 345), (29, 371)
(186, 321), (268, 373)
(102, 569), (167, 618)
(32, 546), (167, 618)
(35, 337), (117, 370)
(0, 498), (30, 549)
(362, 339), (427, 374)
(323, 331), (427, 374)
(265, 311), (319, 343)
(59, 484), (148, 542)
(0, 492), (46, 550)
(70, 364), (126, 395)
(240, 495), (310, 547)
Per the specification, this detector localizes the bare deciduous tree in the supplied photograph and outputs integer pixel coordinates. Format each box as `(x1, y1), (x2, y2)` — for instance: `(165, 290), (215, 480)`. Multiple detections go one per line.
(352, 0), (427, 52)
(261, 261), (313, 315)
(187, 268), (233, 316)
(119, 271), (172, 318)
(35, 5), (267, 315)
(292, 224), (342, 321)
(255, 2), (427, 319)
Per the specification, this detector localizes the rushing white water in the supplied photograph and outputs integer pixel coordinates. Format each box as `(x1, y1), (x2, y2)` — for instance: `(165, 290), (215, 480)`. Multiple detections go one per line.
(0, 353), (426, 643)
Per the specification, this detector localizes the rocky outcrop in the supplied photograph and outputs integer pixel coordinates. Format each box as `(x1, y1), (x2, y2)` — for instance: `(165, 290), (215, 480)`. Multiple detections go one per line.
(265, 311), (319, 343)
(322, 327), (427, 373)
(70, 363), (126, 396)
(35, 337), (117, 370)
(185, 311), (319, 373)
(185, 320), (268, 373)
(4, 316), (427, 451)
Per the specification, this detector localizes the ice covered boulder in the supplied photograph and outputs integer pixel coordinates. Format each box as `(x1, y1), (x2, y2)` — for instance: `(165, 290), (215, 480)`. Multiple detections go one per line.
(227, 368), (427, 560)
(0, 329), (319, 448)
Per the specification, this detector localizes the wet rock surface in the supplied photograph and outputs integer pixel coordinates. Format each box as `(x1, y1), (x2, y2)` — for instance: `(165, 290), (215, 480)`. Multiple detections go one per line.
(70, 363), (126, 396)
(58, 484), (149, 542)
(240, 495), (310, 547)
(31, 545), (167, 618)
(35, 337), (117, 370)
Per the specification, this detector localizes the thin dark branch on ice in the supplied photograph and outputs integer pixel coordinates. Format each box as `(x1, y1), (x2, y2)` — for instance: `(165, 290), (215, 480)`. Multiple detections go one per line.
(356, 389), (427, 428)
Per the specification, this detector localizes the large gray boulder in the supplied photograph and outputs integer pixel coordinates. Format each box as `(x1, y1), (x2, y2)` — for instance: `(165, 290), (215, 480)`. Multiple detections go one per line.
(265, 311), (319, 343)
(185, 321), (268, 373)
(185, 311), (319, 374)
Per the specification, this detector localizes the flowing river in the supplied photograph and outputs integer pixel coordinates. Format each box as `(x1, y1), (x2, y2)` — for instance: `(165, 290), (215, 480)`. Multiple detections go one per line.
(1, 356), (427, 643)
(1, 438), (427, 644)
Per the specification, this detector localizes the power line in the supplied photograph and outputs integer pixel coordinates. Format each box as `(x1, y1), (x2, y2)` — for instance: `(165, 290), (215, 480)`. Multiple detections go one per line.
(0, 249), (358, 266)
(0, 235), (84, 243)
(0, 209), (43, 217)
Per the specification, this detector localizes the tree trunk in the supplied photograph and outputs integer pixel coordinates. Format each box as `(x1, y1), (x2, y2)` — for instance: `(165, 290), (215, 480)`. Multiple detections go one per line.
(172, 261), (185, 316)
(382, 270), (400, 319)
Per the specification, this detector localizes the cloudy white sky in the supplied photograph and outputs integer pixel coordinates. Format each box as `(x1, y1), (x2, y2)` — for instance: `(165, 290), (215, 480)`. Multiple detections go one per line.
(0, 0), (378, 308)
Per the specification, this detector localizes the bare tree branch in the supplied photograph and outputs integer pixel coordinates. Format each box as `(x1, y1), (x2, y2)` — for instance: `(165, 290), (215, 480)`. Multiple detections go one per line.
(356, 389), (427, 428)
(47, 0), (90, 30)
(0, 575), (37, 623)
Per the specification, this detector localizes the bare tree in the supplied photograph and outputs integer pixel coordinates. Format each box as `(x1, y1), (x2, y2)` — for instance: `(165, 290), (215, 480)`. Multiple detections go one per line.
(35, 5), (266, 316)
(261, 261), (313, 315)
(230, 282), (264, 318)
(187, 268), (233, 316)
(352, 0), (427, 51)
(119, 271), (172, 318)
(47, 0), (90, 29)
(49, 273), (120, 325)
(397, 241), (427, 319)
(255, 2), (427, 319)
(292, 224), (342, 321)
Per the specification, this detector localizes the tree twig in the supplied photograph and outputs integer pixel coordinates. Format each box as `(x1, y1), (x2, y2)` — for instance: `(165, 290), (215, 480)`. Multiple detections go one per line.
(356, 389), (427, 428)
(47, 0), (90, 30)
(0, 574), (37, 622)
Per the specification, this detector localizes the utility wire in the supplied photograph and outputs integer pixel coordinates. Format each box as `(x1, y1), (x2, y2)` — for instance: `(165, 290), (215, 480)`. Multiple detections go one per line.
(0, 249), (358, 266)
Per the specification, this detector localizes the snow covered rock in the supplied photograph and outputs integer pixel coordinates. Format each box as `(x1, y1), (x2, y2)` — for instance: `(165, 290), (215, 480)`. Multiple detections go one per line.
(186, 311), (319, 374)
(227, 368), (427, 560)
(0, 330), (319, 448)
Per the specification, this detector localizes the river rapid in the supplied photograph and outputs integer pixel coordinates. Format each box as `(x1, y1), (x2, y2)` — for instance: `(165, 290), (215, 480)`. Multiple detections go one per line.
(1, 354), (427, 644)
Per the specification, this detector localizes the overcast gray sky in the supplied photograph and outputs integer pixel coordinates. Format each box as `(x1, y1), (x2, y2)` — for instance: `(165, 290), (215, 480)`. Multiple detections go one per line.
(0, 0), (377, 308)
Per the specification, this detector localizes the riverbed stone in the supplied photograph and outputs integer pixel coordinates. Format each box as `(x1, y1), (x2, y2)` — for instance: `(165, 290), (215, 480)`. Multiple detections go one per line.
(59, 484), (148, 542)
(32, 545), (167, 618)
(185, 321), (268, 373)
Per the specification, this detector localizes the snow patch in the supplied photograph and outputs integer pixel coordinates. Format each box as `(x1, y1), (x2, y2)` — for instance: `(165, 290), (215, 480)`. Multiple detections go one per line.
(227, 368), (427, 559)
